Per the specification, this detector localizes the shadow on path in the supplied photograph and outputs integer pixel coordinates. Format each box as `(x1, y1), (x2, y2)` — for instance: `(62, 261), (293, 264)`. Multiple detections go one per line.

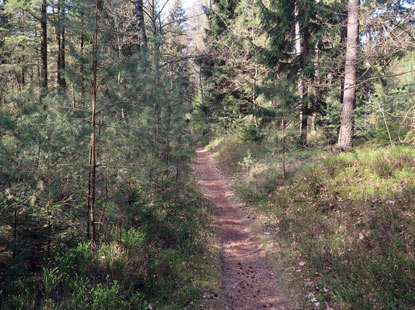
(195, 147), (288, 310)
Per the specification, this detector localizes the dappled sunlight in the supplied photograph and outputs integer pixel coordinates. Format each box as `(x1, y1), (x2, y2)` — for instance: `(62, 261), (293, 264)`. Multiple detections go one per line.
(196, 146), (288, 309)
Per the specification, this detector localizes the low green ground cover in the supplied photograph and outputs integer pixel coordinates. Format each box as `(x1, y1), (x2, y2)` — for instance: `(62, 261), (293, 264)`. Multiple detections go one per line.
(210, 134), (415, 310)
(0, 186), (222, 310)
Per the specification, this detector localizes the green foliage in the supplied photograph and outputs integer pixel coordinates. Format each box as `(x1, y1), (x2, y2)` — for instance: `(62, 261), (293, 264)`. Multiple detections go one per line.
(212, 130), (415, 309)
(355, 53), (415, 146)
(1, 186), (217, 309)
(0, 0), (219, 308)
(238, 118), (262, 142)
(238, 149), (254, 174)
(264, 147), (415, 309)
(122, 228), (146, 250)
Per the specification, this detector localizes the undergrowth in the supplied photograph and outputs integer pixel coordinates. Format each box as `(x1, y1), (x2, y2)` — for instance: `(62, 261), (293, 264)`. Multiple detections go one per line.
(211, 133), (415, 310)
(0, 185), (222, 310)
(270, 146), (415, 310)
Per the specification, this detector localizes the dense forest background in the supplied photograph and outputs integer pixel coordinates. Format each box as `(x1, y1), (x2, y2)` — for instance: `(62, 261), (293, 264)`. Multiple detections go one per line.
(0, 0), (415, 308)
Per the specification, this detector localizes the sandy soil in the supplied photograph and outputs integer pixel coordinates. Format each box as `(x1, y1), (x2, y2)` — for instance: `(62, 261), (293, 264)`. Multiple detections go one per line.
(195, 147), (288, 310)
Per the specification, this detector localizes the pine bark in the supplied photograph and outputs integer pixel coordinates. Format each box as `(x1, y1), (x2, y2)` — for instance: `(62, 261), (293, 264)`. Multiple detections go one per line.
(80, 15), (85, 98)
(40, 0), (48, 103)
(52, 1), (66, 90)
(87, 0), (99, 246)
(340, 23), (347, 105)
(338, 0), (360, 149)
(295, 0), (308, 145)
(136, 0), (147, 48)
(58, 0), (66, 90)
(59, 25), (66, 90)
(300, 26), (310, 144)
(312, 7), (320, 137)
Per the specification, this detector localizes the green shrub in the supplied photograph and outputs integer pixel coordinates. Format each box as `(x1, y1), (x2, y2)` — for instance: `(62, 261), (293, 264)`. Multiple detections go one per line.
(269, 146), (415, 309)
(91, 280), (125, 310)
(238, 119), (262, 142)
(368, 122), (409, 145)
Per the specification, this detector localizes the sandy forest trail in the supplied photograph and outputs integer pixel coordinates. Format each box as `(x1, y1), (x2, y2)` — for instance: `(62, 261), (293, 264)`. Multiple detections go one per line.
(195, 147), (288, 310)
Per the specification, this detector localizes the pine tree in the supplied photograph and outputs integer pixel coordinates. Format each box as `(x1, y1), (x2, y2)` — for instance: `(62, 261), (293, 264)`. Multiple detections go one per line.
(338, 0), (360, 149)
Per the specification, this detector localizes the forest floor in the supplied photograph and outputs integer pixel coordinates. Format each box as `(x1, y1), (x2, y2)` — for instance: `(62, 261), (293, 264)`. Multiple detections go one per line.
(195, 146), (288, 310)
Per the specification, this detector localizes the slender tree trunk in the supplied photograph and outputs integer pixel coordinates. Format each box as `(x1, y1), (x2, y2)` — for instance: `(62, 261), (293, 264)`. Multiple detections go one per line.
(86, 143), (92, 238)
(80, 15), (85, 98)
(59, 0), (66, 90)
(47, 202), (51, 256)
(57, 31), (61, 87)
(21, 12), (26, 88)
(295, 0), (302, 101)
(87, 0), (99, 246)
(295, 0), (308, 145)
(35, 27), (41, 86)
(300, 26), (310, 144)
(199, 67), (207, 124)
(40, 0), (48, 105)
(52, 2), (61, 87)
(282, 112), (286, 180)
(363, 26), (372, 101)
(136, 0), (147, 48)
(339, 3), (348, 105)
(338, 0), (360, 149)
(53, 0), (66, 90)
(312, 9), (320, 137)
(13, 210), (17, 259)
(21, 56), (25, 88)
(340, 25), (347, 105)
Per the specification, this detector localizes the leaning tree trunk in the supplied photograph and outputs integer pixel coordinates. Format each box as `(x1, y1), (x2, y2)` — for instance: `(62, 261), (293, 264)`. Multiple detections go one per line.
(40, 0), (48, 104)
(135, 0), (147, 48)
(338, 0), (360, 149)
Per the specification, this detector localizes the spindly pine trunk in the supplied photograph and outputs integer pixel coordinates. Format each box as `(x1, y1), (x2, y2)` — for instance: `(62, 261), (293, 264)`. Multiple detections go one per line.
(80, 15), (85, 98)
(295, 0), (309, 145)
(40, 0), (47, 104)
(136, 0), (147, 48)
(338, 0), (360, 149)
(300, 26), (310, 144)
(87, 0), (99, 246)
(59, 0), (66, 90)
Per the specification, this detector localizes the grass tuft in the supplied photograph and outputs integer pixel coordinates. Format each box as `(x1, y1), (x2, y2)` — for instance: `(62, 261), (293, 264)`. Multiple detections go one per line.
(211, 132), (415, 310)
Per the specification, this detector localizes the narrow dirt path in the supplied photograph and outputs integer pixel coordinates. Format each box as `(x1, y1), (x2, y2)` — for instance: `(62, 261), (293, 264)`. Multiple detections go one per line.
(195, 147), (287, 310)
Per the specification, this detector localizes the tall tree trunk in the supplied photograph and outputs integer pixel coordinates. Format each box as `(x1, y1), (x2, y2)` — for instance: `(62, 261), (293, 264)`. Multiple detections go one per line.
(87, 0), (99, 246)
(60, 26), (66, 89)
(338, 0), (360, 149)
(199, 67), (207, 124)
(58, 0), (66, 90)
(363, 26), (372, 102)
(80, 15), (85, 99)
(300, 26), (310, 144)
(295, 0), (308, 145)
(13, 210), (17, 259)
(52, 2), (61, 87)
(21, 56), (25, 88)
(40, 0), (48, 105)
(340, 24), (347, 105)
(53, 0), (66, 90)
(311, 45), (319, 136)
(311, 0), (320, 137)
(35, 27), (41, 86)
(135, 0), (147, 48)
